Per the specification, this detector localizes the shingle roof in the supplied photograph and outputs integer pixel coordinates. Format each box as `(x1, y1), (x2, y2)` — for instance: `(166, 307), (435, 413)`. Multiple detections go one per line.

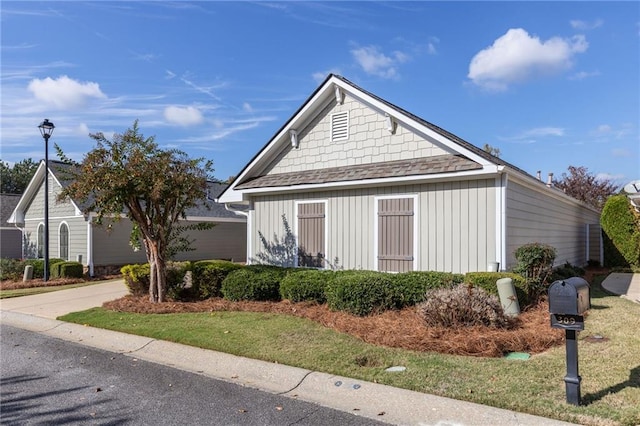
(1, 194), (21, 225)
(236, 154), (481, 189)
(47, 161), (241, 220)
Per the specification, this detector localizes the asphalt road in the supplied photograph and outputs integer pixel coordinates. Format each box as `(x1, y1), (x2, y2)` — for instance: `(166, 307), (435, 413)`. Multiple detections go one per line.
(1, 325), (385, 425)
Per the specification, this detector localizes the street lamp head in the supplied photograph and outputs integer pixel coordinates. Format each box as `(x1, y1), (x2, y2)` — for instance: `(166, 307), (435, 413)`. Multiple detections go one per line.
(38, 119), (55, 138)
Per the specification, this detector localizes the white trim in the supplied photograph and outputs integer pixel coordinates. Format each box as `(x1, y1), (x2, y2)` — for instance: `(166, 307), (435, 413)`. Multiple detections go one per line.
(373, 194), (419, 272)
(294, 199), (328, 268)
(87, 219), (94, 275)
(247, 206), (253, 265)
(183, 216), (246, 223)
(496, 173), (508, 271)
(24, 214), (85, 222)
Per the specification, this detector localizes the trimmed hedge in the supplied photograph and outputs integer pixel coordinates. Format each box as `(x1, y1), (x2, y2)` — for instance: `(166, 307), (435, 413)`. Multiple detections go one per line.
(601, 195), (640, 268)
(465, 272), (528, 306)
(22, 258), (65, 279)
(221, 265), (290, 301)
(50, 261), (84, 279)
(280, 269), (331, 303)
(325, 270), (397, 316)
(121, 263), (150, 296)
(192, 260), (244, 299)
(391, 271), (465, 307)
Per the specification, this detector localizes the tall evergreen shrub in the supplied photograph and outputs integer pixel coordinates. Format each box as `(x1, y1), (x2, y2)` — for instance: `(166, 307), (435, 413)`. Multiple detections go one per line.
(601, 195), (640, 268)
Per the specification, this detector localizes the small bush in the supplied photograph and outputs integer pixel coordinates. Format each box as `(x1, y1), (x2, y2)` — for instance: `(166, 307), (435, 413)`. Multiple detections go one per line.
(280, 269), (331, 303)
(165, 261), (192, 301)
(0, 258), (23, 281)
(121, 263), (150, 296)
(549, 262), (586, 283)
(21, 258), (64, 279)
(221, 265), (288, 301)
(192, 260), (244, 299)
(513, 243), (557, 300)
(417, 284), (515, 329)
(465, 272), (528, 306)
(391, 271), (465, 308)
(325, 270), (397, 316)
(57, 262), (84, 278)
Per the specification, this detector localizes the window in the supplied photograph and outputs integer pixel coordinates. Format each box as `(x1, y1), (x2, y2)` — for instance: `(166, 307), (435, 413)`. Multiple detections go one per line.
(37, 223), (44, 258)
(296, 201), (326, 268)
(59, 223), (69, 261)
(331, 111), (349, 142)
(376, 196), (416, 272)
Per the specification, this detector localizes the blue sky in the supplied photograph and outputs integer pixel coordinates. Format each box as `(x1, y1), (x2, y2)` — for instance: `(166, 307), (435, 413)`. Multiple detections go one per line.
(1, 1), (638, 186)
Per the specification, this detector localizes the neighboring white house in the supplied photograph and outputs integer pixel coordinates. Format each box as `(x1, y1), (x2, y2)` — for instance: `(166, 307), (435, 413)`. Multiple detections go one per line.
(8, 160), (247, 275)
(218, 74), (602, 273)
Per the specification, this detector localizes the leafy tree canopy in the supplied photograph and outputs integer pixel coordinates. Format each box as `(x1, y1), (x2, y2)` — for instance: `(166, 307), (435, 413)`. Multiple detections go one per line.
(482, 143), (501, 158)
(553, 165), (618, 211)
(0, 158), (39, 194)
(56, 120), (214, 302)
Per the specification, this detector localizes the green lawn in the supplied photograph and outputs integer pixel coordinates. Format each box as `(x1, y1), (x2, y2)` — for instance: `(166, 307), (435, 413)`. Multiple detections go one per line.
(60, 276), (640, 426)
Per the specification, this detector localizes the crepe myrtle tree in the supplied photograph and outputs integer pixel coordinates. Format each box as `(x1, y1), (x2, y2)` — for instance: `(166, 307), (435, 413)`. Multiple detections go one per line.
(55, 120), (214, 303)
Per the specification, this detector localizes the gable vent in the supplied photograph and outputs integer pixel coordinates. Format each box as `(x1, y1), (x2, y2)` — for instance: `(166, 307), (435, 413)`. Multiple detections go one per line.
(331, 111), (349, 142)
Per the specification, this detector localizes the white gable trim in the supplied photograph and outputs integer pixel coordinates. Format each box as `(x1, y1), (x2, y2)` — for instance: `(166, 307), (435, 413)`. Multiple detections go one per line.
(219, 75), (498, 204)
(8, 161), (83, 224)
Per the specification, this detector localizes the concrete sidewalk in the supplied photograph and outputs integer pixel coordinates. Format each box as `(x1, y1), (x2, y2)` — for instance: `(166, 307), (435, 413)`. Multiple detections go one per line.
(0, 279), (576, 426)
(601, 272), (640, 303)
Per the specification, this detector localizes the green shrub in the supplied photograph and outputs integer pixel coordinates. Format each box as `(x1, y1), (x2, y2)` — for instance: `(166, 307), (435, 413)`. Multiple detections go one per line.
(21, 258), (64, 279)
(465, 272), (528, 306)
(417, 284), (515, 329)
(57, 262), (84, 278)
(391, 271), (465, 307)
(221, 265), (288, 301)
(192, 260), (244, 299)
(549, 262), (586, 283)
(601, 195), (640, 268)
(280, 269), (331, 303)
(513, 243), (557, 300)
(325, 270), (398, 316)
(121, 263), (150, 296)
(165, 261), (192, 301)
(0, 258), (24, 281)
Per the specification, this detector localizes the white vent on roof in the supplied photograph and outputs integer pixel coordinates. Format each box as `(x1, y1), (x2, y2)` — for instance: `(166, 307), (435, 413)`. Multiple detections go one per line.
(331, 111), (349, 142)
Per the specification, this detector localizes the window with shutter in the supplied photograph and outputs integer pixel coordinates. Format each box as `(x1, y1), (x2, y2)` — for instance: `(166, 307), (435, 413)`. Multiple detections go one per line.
(297, 201), (326, 268)
(377, 197), (415, 272)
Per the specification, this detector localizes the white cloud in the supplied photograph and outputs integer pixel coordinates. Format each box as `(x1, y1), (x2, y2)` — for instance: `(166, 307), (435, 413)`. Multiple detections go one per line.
(164, 105), (203, 126)
(501, 126), (565, 144)
(467, 28), (588, 91)
(595, 124), (612, 134)
(596, 172), (624, 181)
(27, 75), (106, 109)
(351, 45), (409, 79)
(570, 19), (603, 31)
(242, 102), (253, 113)
(612, 148), (632, 158)
(569, 70), (600, 80)
(312, 68), (341, 83)
(76, 123), (90, 136)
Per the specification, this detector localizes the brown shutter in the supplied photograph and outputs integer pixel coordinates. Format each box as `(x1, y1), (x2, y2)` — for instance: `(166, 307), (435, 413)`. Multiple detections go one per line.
(378, 198), (414, 272)
(298, 202), (325, 267)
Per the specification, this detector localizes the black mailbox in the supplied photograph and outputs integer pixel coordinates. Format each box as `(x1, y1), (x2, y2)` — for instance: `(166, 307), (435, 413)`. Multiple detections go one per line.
(549, 277), (590, 331)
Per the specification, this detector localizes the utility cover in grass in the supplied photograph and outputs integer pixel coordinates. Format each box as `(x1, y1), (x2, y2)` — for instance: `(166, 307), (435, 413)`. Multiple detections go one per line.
(505, 352), (530, 360)
(385, 366), (407, 372)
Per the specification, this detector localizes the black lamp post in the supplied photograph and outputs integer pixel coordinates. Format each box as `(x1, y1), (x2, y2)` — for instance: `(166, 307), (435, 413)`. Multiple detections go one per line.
(38, 119), (55, 282)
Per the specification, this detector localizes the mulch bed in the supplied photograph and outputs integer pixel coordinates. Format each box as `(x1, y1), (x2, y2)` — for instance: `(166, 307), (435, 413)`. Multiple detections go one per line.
(104, 295), (564, 358)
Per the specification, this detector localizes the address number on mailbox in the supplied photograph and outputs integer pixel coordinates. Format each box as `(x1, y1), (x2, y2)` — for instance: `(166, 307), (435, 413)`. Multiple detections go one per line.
(551, 314), (584, 331)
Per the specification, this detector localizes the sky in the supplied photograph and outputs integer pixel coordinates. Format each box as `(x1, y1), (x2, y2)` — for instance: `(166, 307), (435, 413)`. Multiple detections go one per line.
(1, 1), (639, 186)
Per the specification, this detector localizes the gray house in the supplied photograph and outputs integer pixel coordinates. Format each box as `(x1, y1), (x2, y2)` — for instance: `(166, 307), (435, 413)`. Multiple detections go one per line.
(218, 74), (602, 273)
(8, 160), (247, 276)
(1, 193), (22, 259)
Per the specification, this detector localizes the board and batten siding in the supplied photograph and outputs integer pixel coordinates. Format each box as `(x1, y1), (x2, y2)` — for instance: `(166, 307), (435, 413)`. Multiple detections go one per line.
(263, 94), (450, 175)
(249, 179), (496, 274)
(505, 180), (600, 269)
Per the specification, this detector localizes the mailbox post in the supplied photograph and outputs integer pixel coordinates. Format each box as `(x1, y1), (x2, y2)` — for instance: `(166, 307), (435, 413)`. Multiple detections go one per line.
(548, 277), (590, 406)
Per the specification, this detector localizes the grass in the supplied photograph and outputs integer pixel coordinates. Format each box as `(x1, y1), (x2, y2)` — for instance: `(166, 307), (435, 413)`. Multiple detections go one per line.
(0, 282), (94, 299)
(59, 274), (640, 426)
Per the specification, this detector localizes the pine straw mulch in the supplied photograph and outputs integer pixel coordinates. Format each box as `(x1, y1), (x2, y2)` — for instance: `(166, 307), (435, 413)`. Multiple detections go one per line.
(0, 275), (121, 291)
(104, 295), (564, 358)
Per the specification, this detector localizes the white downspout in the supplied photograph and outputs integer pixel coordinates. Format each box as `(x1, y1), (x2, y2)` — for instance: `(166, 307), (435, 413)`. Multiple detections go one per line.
(495, 166), (507, 271)
(224, 203), (251, 264)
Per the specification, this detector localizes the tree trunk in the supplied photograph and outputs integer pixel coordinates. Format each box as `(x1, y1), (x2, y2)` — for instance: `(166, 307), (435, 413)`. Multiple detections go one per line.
(147, 241), (167, 303)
